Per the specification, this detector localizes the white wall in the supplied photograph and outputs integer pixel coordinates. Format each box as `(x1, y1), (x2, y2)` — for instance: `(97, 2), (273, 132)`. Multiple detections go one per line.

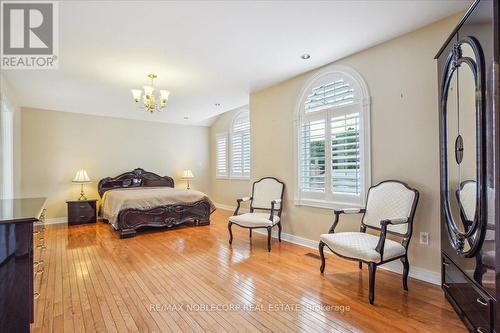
(21, 108), (210, 218)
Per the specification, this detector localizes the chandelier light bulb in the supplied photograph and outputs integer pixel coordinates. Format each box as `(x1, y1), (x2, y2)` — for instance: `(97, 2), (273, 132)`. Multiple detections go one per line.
(131, 89), (142, 103)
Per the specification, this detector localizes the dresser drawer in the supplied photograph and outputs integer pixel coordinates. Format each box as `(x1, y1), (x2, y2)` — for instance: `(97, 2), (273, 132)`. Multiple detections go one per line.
(442, 256), (492, 332)
(70, 203), (94, 215)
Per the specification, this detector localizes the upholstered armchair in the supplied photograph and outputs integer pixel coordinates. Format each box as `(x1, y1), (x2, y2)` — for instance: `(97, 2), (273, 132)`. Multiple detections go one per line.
(457, 181), (496, 284)
(228, 177), (285, 252)
(319, 180), (419, 304)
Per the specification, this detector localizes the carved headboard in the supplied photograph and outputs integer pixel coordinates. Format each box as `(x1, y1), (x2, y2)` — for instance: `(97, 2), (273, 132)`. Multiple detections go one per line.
(98, 168), (174, 197)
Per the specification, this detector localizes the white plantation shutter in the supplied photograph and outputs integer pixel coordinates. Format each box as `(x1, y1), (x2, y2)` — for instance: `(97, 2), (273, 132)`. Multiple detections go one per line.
(296, 69), (370, 207)
(231, 111), (251, 178)
(331, 112), (360, 195)
(305, 79), (354, 112)
(216, 133), (228, 177)
(300, 118), (326, 193)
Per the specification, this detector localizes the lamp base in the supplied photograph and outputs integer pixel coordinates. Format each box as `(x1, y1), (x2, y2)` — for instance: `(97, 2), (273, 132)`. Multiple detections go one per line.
(78, 184), (87, 200)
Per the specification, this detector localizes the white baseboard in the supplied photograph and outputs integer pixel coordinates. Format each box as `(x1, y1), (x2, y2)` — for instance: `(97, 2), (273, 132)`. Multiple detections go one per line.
(44, 217), (68, 225)
(215, 203), (440, 285)
(214, 203), (236, 212)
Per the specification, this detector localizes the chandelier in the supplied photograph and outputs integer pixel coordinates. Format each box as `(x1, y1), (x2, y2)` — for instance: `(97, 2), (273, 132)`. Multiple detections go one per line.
(131, 74), (170, 113)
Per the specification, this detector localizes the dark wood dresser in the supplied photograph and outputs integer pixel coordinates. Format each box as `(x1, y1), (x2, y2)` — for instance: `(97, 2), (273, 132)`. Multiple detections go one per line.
(66, 199), (97, 225)
(0, 198), (47, 333)
(436, 0), (499, 332)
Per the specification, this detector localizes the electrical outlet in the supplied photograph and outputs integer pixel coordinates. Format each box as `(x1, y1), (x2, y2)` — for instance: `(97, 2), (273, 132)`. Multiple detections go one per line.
(420, 232), (429, 245)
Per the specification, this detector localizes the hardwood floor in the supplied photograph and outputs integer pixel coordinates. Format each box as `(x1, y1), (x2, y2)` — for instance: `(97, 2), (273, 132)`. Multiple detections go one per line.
(32, 209), (466, 333)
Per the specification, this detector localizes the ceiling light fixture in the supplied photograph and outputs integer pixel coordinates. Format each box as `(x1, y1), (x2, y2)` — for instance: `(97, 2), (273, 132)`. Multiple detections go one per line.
(301, 54), (311, 60)
(131, 74), (170, 113)
(214, 103), (221, 107)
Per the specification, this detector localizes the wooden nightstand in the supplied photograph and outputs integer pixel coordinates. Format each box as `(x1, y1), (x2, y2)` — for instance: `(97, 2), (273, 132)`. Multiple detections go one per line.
(66, 199), (97, 225)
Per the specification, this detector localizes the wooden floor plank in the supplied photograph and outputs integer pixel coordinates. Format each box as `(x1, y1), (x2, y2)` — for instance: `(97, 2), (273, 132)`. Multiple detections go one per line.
(31, 209), (467, 333)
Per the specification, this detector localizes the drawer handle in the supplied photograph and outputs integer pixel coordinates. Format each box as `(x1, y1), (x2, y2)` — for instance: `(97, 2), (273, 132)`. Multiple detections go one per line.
(476, 297), (488, 306)
(79, 205), (86, 208)
(34, 292), (40, 299)
(477, 328), (487, 333)
(80, 215), (87, 218)
(443, 283), (450, 289)
(442, 261), (449, 267)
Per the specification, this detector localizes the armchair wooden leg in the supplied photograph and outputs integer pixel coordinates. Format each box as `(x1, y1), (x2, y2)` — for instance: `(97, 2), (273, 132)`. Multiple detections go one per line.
(278, 222), (282, 242)
(228, 222), (233, 245)
(368, 262), (376, 304)
(249, 229), (252, 239)
(401, 256), (409, 291)
(266, 227), (272, 252)
(359, 261), (362, 269)
(319, 241), (326, 273)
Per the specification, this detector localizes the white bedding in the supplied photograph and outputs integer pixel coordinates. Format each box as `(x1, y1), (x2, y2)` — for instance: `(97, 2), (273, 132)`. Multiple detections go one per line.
(101, 187), (215, 229)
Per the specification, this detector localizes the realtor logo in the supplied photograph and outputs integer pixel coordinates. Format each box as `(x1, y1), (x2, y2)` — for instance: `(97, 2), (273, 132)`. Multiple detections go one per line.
(1, 1), (59, 69)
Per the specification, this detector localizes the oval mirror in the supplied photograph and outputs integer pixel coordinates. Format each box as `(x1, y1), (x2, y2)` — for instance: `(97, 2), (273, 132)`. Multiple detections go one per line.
(441, 37), (486, 257)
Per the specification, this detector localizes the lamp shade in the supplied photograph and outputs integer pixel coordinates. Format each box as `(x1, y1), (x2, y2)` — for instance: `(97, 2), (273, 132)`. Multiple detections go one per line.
(182, 169), (194, 179)
(72, 169), (91, 183)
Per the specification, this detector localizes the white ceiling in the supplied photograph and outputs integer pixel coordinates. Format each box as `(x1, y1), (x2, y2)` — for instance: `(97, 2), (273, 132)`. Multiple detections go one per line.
(2, 0), (469, 126)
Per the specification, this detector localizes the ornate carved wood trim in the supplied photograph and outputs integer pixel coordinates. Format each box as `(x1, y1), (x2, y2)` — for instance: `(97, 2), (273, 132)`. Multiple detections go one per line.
(98, 168), (174, 197)
(117, 199), (213, 238)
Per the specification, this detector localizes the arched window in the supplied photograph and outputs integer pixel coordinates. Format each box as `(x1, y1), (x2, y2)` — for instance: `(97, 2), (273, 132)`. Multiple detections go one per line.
(230, 110), (251, 178)
(215, 108), (251, 179)
(295, 66), (371, 208)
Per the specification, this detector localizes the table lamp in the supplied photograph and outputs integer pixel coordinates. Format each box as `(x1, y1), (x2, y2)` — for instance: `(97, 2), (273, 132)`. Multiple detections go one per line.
(181, 170), (195, 190)
(72, 169), (91, 200)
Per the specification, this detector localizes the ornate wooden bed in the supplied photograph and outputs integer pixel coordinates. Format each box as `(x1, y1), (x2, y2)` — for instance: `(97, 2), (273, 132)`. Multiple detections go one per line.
(98, 168), (213, 238)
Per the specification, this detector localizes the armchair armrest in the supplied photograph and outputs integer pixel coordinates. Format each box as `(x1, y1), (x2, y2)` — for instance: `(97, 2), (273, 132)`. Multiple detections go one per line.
(234, 196), (252, 216)
(329, 208), (366, 233)
(336, 208), (366, 214)
(375, 218), (409, 261)
(269, 199), (282, 221)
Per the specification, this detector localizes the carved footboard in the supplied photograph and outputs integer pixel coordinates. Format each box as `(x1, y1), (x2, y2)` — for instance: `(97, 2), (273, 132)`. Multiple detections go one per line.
(117, 199), (213, 238)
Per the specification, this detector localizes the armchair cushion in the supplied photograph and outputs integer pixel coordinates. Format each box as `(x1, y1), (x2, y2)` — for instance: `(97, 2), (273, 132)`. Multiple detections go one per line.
(362, 182), (416, 235)
(320, 232), (405, 263)
(229, 213), (280, 228)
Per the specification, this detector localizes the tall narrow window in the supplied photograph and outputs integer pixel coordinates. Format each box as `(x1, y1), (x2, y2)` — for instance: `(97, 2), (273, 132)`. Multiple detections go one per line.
(215, 133), (228, 177)
(0, 100), (14, 199)
(296, 67), (370, 208)
(230, 110), (251, 178)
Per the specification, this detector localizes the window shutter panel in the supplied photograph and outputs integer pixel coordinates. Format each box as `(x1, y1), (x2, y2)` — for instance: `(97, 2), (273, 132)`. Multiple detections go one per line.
(216, 133), (228, 177)
(305, 79), (354, 112)
(331, 112), (360, 194)
(300, 118), (326, 192)
(231, 111), (251, 178)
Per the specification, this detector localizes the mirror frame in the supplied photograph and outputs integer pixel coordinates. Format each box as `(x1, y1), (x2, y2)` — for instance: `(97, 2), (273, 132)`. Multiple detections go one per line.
(440, 36), (487, 257)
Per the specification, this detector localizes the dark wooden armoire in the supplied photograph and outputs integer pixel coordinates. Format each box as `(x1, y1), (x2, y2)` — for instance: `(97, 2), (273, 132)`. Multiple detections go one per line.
(436, 0), (499, 332)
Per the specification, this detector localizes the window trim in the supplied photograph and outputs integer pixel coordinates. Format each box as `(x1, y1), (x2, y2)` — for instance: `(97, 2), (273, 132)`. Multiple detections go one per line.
(293, 65), (371, 209)
(0, 98), (14, 199)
